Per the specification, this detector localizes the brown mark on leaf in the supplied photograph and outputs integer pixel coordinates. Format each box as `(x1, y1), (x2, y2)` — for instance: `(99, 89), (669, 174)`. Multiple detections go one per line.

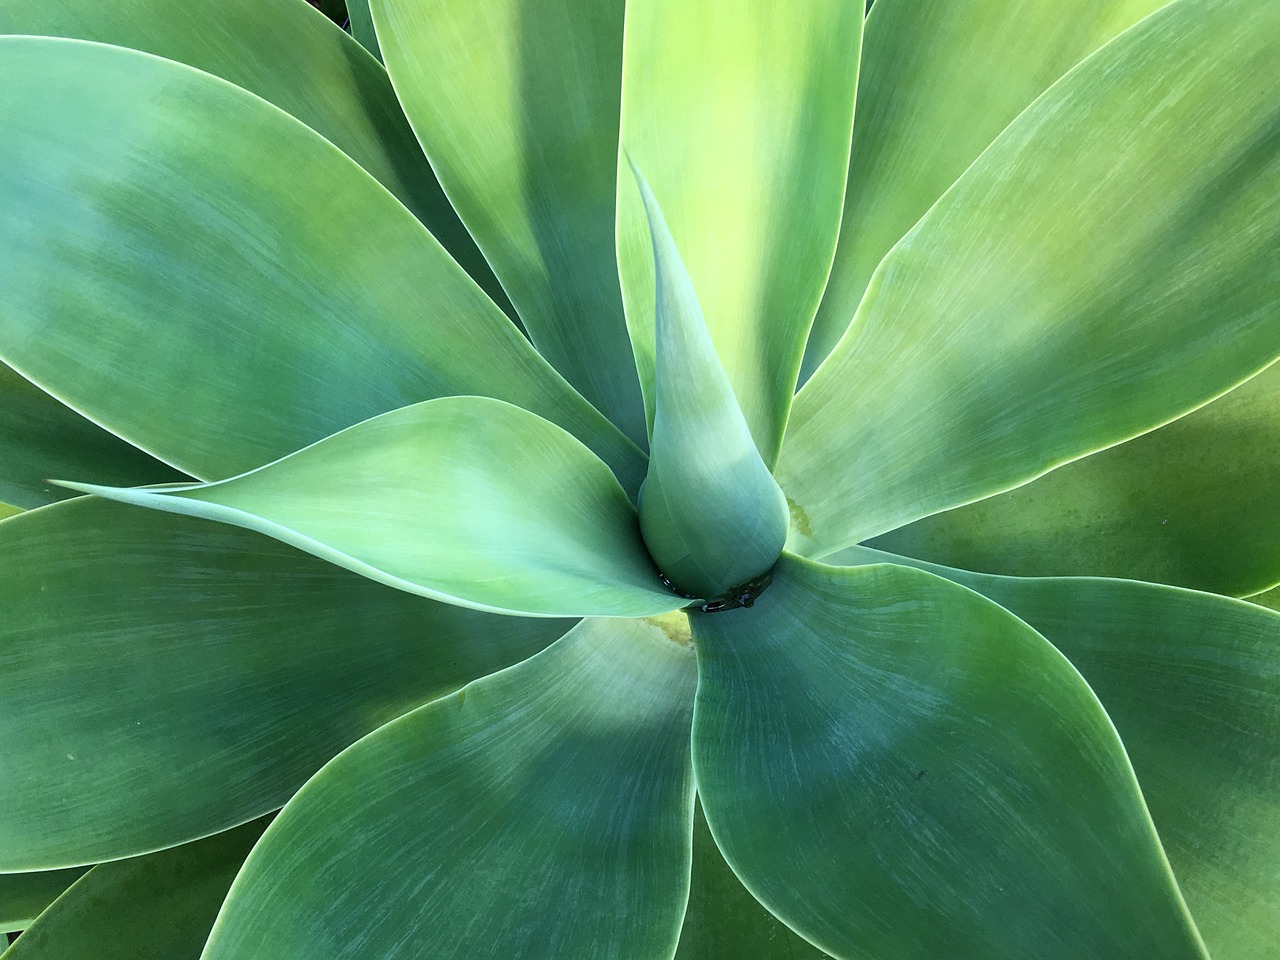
(787, 496), (813, 539)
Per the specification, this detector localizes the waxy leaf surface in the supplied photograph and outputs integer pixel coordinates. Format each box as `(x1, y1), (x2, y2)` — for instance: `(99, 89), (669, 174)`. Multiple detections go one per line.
(203, 618), (697, 960)
(0, 37), (643, 493)
(0, 498), (570, 868)
(618, 0), (861, 461)
(690, 555), (1205, 959)
(64, 399), (679, 618)
(0, 868), (88, 932)
(779, 0), (1280, 557)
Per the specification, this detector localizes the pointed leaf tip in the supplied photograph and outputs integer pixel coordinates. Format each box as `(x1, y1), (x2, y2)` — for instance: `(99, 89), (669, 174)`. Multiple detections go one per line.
(627, 162), (788, 600)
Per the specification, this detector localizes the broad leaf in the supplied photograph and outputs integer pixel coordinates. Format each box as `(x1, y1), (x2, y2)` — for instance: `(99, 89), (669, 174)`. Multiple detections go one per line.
(343, 0), (382, 61)
(630, 166), (788, 600)
(0, 498), (571, 869)
(0, 869), (87, 932)
(617, 0), (861, 463)
(802, 0), (1167, 377)
(203, 618), (697, 960)
(1249, 586), (1280, 613)
(0, 503), (19, 521)
(778, 0), (1280, 558)
(830, 545), (1280, 960)
(372, 0), (645, 444)
(0, 0), (503, 311)
(62, 398), (680, 618)
(690, 554), (1206, 959)
(2, 821), (266, 960)
(871, 360), (1280, 597)
(0, 37), (644, 494)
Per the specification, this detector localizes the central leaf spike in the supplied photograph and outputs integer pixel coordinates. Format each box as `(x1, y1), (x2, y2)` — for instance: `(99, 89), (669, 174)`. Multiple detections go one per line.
(627, 158), (788, 602)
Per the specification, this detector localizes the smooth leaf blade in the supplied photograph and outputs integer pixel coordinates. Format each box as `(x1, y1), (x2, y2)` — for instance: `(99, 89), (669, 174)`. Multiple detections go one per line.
(802, 0), (1168, 378)
(372, 0), (645, 444)
(779, 0), (1280, 558)
(0, 868), (88, 932)
(3, 821), (266, 960)
(0, 498), (571, 869)
(0, 0), (503, 310)
(344, 0), (382, 61)
(630, 166), (788, 600)
(617, 0), (862, 462)
(0, 36), (645, 495)
(203, 618), (697, 960)
(62, 398), (679, 619)
(690, 554), (1207, 960)
(871, 360), (1280, 597)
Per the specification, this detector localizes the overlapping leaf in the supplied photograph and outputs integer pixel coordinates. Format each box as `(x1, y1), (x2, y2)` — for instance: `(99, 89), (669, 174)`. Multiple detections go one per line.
(0, 868), (87, 933)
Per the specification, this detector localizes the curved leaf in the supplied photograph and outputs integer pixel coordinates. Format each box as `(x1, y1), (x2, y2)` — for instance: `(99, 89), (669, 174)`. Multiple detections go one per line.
(0, 36), (644, 494)
(802, 0), (1167, 378)
(0, 362), (186, 509)
(372, 0), (645, 443)
(779, 0), (1280, 557)
(343, 0), (382, 61)
(0, 498), (571, 869)
(675, 802), (831, 960)
(871, 360), (1280, 597)
(0, 869), (88, 932)
(203, 617), (697, 960)
(0, 0), (503, 309)
(62, 398), (679, 619)
(617, 0), (862, 462)
(630, 166), (788, 600)
(690, 554), (1206, 959)
(2, 821), (266, 960)
(1248, 585), (1280, 613)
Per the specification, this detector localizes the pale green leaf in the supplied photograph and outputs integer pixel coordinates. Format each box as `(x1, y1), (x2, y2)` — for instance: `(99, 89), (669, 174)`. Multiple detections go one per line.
(802, 0), (1167, 378)
(871, 360), (1280, 597)
(0, 503), (19, 521)
(629, 165), (788, 600)
(0, 363), (186, 509)
(0, 869), (87, 932)
(203, 618), (697, 960)
(2, 821), (266, 960)
(344, 0), (381, 61)
(0, 37), (644, 495)
(830, 545), (1280, 960)
(617, 0), (862, 462)
(0, 0), (503, 311)
(779, 0), (1280, 558)
(0, 498), (571, 869)
(372, 0), (645, 444)
(690, 554), (1206, 959)
(61, 398), (680, 619)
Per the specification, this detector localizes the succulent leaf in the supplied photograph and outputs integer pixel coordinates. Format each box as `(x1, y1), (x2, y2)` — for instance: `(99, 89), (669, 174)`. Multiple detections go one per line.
(202, 618), (697, 960)
(344, 0), (382, 62)
(0, 868), (88, 933)
(0, 498), (571, 869)
(690, 554), (1208, 959)
(803, 0), (1170, 378)
(780, 0), (1280, 557)
(628, 164), (788, 601)
(0, 36), (644, 494)
(371, 0), (646, 444)
(1, 820), (267, 960)
(617, 0), (862, 462)
(871, 359), (1280, 597)
(60, 398), (679, 618)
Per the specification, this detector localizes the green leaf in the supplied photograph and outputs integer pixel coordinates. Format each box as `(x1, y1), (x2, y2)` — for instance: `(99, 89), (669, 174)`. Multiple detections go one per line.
(0, 0), (505, 314)
(831, 545), (1280, 960)
(871, 360), (1280, 597)
(371, 0), (645, 444)
(344, 0), (381, 61)
(203, 617), (697, 960)
(689, 554), (1206, 959)
(675, 802), (832, 960)
(0, 36), (644, 495)
(0, 498), (571, 869)
(0, 869), (88, 932)
(0, 363), (186, 509)
(801, 0), (1167, 378)
(0, 503), (19, 521)
(617, 0), (862, 463)
(778, 0), (1280, 558)
(629, 165), (788, 600)
(62, 398), (680, 619)
(2, 820), (266, 960)
(1248, 585), (1280, 613)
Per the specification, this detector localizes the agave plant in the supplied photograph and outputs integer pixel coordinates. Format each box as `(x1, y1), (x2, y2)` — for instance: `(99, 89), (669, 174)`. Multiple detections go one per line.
(1, 0), (1278, 957)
